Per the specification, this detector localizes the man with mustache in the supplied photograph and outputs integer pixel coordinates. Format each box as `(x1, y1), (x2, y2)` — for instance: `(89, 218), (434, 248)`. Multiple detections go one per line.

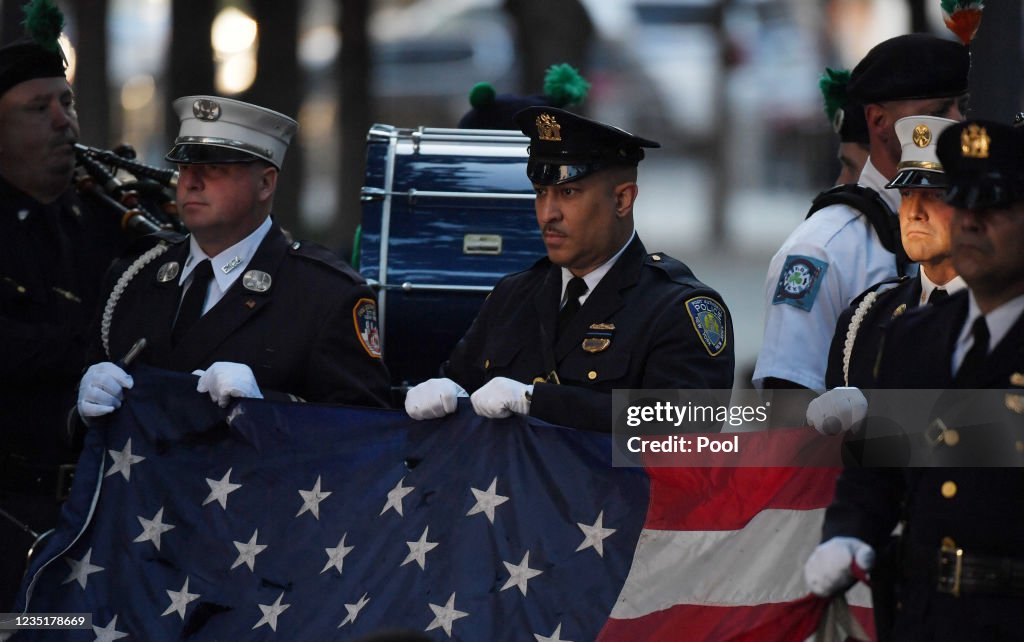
(0, 23), (126, 607)
(75, 96), (392, 425)
(405, 107), (734, 431)
(806, 119), (1024, 641)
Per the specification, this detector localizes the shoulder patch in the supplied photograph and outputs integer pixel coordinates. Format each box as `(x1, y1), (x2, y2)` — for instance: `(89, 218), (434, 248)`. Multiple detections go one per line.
(685, 296), (727, 357)
(352, 298), (382, 359)
(647, 253), (698, 285)
(772, 255), (828, 311)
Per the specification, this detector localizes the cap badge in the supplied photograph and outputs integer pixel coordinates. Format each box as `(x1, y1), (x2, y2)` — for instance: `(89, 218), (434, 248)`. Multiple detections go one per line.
(960, 124), (990, 159)
(242, 270), (272, 292)
(912, 124), (931, 148)
(156, 262), (180, 283)
(536, 113), (562, 142)
(192, 99), (222, 122)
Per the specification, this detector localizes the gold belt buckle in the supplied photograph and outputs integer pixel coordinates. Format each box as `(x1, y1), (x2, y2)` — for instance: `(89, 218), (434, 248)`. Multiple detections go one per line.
(937, 537), (964, 597)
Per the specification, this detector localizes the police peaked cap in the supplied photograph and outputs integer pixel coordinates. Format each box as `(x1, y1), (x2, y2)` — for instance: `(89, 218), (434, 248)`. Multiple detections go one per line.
(166, 96), (298, 170)
(847, 34), (969, 104)
(937, 119), (1024, 209)
(514, 106), (660, 185)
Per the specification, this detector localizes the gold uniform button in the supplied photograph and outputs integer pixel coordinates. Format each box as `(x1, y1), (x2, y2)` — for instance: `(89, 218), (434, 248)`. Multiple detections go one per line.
(484, 359), (490, 369)
(587, 370), (597, 381)
(941, 481), (957, 498)
(942, 429), (960, 447)
(1016, 441), (1024, 453)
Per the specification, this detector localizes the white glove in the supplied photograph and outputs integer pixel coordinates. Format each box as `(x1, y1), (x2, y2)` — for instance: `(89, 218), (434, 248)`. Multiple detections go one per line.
(470, 377), (533, 419)
(193, 362), (263, 407)
(806, 387), (868, 435)
(77, 362), (134, 420)
(804, 536), (875, 597)
(405, 377), (467, 420)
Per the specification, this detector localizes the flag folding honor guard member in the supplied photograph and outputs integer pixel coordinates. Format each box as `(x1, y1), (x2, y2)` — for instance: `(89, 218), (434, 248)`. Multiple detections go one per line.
(11, 368), (870, 640)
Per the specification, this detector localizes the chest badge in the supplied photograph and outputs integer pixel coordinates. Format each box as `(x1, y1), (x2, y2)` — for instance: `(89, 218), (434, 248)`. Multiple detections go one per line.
(582, 323), (614, 353)
(156, 262), (180, 283)
(242, 270), (272, 292)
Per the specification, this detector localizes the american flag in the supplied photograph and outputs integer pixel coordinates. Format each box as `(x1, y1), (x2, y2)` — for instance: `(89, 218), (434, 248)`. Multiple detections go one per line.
(13, 367), (870, 641)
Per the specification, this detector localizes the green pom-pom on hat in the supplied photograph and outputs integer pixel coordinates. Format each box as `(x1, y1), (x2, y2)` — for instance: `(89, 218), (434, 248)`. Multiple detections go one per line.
(468, 82), (496, 108)
(543, 63), (589, 107)
(818, 67), (852, 122)
(22, 0), (64, 54)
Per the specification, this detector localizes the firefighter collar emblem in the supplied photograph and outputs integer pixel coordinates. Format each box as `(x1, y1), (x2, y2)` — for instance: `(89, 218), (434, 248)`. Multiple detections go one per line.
(156, 262), (180, 283)
(582, 323), (614, 353)
(242, 270), (272, 292)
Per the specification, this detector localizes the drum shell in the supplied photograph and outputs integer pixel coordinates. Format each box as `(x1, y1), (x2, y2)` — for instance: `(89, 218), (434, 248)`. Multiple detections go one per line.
(359, 124), (545, 389)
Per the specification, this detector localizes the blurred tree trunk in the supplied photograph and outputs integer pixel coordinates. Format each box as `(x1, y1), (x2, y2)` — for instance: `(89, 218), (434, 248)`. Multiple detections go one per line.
(241, 0), (302, 238)
(331, 0), (371, 259)
(165, 0), (215, 149)
(503, 0), (593, 94)
(71, 0), (110, 148)
(967, 0), (1022, 120)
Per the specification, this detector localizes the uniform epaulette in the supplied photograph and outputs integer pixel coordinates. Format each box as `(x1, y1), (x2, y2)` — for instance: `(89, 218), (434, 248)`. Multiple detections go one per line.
(645, 252), (698, 286)
(288, 240), (362, 281)
(849, 274), (909, 308)
(121, 229), (186, 259)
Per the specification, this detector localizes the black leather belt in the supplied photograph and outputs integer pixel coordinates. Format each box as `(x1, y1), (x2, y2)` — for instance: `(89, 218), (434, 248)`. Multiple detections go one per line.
(906, 540), (1024, 598)
(0, 457), (75, 501)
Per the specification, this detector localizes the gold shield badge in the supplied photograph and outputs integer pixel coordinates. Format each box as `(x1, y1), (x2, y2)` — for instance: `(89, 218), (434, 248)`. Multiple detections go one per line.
(536, 113), (561, 141)
(960, 124), (990, 158)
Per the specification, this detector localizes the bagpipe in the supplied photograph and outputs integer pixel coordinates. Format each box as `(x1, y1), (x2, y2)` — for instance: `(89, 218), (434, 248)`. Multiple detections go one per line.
(73, 143), (186, 236)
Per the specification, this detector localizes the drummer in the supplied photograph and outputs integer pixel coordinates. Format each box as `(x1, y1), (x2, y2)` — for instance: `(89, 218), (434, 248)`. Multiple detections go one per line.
(404, 107), (734, 431)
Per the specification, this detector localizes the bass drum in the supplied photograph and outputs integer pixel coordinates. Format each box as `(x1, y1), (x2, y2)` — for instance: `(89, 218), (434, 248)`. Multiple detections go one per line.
(358, 125), (545, 391)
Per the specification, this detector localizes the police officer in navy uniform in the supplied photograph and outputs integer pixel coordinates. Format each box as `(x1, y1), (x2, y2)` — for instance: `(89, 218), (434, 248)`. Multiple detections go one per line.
(822, 115), (966, 392)
(75, 96), (391, 422)
(754, 34), (969, 397)
(805, 120), (1024, 641)
(404, 107), (734, 431)
(0, 8), (127, 608)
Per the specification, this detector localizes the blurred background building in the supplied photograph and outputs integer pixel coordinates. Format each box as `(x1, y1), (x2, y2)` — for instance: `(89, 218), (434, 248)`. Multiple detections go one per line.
(2, 0), (1020, 381)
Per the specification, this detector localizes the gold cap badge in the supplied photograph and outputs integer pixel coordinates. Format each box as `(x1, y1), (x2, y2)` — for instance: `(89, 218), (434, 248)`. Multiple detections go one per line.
(960, 123), (990, 158)
(536, 113), (561, 142)
(912, 124), (931, 148)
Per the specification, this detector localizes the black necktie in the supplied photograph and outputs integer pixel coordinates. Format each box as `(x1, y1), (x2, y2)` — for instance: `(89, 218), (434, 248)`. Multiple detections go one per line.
(172, 259), (213, 346)
(927, 288), (949, 305)
(557, 276), (588, 338)
(955, 316), (989, 387)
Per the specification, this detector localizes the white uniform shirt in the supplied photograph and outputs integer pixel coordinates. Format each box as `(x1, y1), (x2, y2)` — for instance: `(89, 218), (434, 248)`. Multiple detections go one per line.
(752, 159), (905, 392)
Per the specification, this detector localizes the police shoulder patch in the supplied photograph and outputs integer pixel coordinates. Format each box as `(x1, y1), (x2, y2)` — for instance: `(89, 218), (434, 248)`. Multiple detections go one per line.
(772, 254), (829, 311)
(352, 298), (382, 359)
(685, 296), (727, 357)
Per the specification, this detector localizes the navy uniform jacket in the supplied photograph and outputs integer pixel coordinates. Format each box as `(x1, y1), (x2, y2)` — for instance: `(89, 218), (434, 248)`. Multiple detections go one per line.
(441, 236), (735, 431)
(1, 177), (126, 463)
(87, 223), (391, 408)
(825, 275), (921, 389)
(823, 291), (1024, 641)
